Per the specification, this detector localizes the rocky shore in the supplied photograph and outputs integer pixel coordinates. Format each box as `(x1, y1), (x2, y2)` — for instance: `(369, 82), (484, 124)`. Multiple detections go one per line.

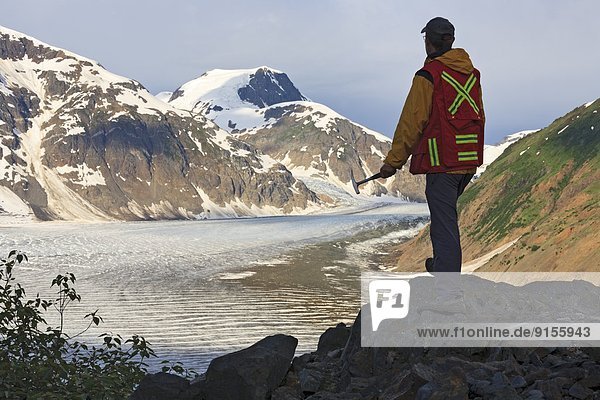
(131, 310), (600, 400)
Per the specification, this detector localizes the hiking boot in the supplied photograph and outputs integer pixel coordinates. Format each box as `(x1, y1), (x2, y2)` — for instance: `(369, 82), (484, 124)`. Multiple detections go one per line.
(425, 257), (435, 274)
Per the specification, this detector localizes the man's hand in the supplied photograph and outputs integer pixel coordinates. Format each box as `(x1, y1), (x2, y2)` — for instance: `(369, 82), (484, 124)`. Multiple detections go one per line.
(379, 164), (397, 179)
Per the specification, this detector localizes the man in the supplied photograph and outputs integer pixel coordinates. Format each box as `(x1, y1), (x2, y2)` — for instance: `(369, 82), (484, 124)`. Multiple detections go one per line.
(380, 17), (485, 274)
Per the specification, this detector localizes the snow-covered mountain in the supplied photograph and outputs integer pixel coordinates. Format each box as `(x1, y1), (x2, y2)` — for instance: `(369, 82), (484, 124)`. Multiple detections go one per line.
(161, 67), (426, 203)
(0, 27), (318, 221)
(475, 130), (539, 178)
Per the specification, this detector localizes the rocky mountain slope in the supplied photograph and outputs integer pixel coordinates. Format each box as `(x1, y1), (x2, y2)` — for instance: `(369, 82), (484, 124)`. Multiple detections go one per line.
(0, 26), (319, 221)
(161, 67), (426, 203)
(391, 99), (600, 272)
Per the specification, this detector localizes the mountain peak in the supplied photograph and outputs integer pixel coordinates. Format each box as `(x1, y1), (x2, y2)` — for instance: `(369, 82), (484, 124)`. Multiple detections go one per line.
(0, 24), (97, 66)
(202, 66), (284, 77)
(168, 66), (308, 113)
(238, 66), (308, 108)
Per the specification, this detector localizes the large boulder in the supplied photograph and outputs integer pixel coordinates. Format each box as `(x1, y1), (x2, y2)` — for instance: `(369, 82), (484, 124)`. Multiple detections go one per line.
(130, 372), (190, 400)
(316, 323), (350, 355)
(194, 334), (298, 400)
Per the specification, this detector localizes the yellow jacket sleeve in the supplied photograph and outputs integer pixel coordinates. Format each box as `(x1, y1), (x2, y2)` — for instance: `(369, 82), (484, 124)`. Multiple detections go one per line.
(383, 75), (433, 169)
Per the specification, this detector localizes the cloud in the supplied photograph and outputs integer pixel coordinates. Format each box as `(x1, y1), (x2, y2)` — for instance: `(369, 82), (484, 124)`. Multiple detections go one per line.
(1, 0), (599, 143)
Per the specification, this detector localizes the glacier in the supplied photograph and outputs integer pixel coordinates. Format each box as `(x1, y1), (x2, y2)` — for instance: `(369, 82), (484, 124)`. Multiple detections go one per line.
(2, 202), (429, 372)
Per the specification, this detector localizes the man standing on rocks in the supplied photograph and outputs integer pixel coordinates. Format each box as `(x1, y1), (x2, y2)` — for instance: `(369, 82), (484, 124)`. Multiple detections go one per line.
(380, 17), (485, 275)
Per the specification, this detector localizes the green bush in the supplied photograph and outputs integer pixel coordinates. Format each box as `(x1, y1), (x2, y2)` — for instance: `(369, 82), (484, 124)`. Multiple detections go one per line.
(0, 250), (157, 399)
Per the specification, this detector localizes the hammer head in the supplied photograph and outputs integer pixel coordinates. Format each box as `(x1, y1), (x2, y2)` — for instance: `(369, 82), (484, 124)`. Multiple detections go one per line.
(350, 169), (360, 194)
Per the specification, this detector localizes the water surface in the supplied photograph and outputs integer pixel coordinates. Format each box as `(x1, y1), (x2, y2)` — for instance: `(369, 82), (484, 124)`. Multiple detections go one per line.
(0, 202), (428, 371)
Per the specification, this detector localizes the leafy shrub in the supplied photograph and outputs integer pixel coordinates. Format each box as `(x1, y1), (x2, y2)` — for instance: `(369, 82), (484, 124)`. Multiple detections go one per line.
(0, 250), (157, 399)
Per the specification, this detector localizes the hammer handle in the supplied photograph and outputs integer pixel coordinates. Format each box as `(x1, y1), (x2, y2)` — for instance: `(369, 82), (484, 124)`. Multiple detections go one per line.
(357, 172), (382, 186)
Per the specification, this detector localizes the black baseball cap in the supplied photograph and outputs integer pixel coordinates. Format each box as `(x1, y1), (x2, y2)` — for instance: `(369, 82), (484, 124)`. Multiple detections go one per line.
(421, 17), (455, 36)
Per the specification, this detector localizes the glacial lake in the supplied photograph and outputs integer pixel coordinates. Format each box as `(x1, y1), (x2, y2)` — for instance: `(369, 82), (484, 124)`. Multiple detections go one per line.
(0, 202), (428, 372)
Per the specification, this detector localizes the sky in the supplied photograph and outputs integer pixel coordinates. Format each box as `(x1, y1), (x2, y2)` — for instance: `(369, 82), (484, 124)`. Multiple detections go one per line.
(1, 0), (599, 144)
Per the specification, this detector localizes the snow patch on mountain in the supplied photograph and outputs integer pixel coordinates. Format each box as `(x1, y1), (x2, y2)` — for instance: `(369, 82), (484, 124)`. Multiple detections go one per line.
(170, 68), (261, 111)
(0, 186), (34, 224)
(0, 74), (12, 96)
(192, 184), (321, 218)
(476, 130), (539, 178)
(55, 163), (106, 187)
(155, 91), (173, 102)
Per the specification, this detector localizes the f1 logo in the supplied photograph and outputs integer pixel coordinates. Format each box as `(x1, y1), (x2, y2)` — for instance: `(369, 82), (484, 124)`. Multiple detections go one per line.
(369, 280), (410, 331)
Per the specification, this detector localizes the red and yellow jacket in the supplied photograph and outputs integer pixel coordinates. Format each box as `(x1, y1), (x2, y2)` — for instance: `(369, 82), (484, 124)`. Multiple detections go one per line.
(384, 48), (485, 174)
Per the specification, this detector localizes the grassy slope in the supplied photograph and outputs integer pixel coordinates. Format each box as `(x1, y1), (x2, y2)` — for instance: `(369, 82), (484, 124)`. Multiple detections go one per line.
(392, 99), (600, 272)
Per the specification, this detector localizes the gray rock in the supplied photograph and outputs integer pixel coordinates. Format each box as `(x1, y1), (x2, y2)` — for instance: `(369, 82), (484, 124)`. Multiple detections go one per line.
(483, 386), (522, 400)
(412, 362), (439, 382)
(416, 382), (437, 400)
(581, 347), (600, 361)
(528, 352), (543, 367)
(490, 371), (509, 386)
(305, 392), (362, 400)
(552, 376), (575, 388)
(466, 371), (521, 399)
(415, 367), (468, 400)
(298, 368), (323, 393)
(316, 323), (350, 355)
(270, 386), (303, 400)
(340, 310), (375, 378)
(468, 379), (491, 397)
(535, 379), (564, 400)
(524, 368), (551, 385)
(511, 348), (536, 363)
(569, 382), (594, 399)
(291, 353), (313, 373)
(579, 366), (600, 389)
(524, 389), (544, 400)
(379, 369), (424, 400)
(509, 375), (527, 388)
(199, 334), (297, 400)
(326, 349), (342, 359)
(549, 366), (586, 380)
(342, 375), (380, 395)
(130, 372), (190, 400)
(467, 368), (495, 382)
(280, 370), (300, 389)
(533, 347), (556, 359)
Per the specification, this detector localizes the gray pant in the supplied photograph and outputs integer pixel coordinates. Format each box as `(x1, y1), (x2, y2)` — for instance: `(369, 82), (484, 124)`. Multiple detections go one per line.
(425, 173), (473, 273)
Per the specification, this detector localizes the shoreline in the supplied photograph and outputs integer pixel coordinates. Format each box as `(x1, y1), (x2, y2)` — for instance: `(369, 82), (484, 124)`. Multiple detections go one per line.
(0, 199), (428, 228)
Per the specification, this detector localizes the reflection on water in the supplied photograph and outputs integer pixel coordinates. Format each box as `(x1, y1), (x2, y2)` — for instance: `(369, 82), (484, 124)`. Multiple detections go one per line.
(0, 203), (428, 371)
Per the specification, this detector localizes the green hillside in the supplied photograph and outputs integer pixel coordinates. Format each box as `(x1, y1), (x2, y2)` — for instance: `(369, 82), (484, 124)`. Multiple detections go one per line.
(393, 99), (599, 271)
(460, 99), (599, 242)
